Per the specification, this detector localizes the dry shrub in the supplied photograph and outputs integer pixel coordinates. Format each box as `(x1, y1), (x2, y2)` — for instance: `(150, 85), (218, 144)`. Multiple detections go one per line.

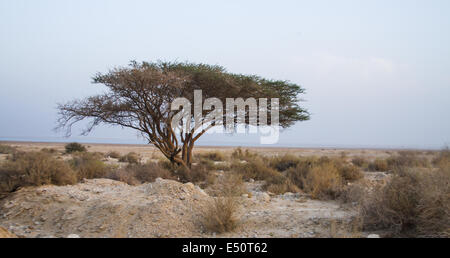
(231, 156), (280, 181)
(269, 154), (301, 172)
(351, 156), (368, 168)
(231, 147), (257, 161)
(129, 162), (175, 183)
(106, 162), (175, 185)
(197, 151), (226, 161)
(0, 144), (17, 154)
(106, 169), (140, 185)
(119, 152), (140, 164)
(263, 174), (300, 195)
(174, 163), (213, 186)
(432, 147), (450, 167)
(41, 148), (57, 154)
(70, 152), (108, 180)
(361, 166), (450, 237)
(0, 151), (77, 193)
(210, 172), (246, 197)
(65, 142), (86, 153)
(368, 158), (389, 172)
(285, 157), (361, 200)
(302, 163), (343, 199)
(203, 197), (239, 233)
(336, 163), (364, 181)
(106, 151), (121, 159)
(386, 151), (430, 169)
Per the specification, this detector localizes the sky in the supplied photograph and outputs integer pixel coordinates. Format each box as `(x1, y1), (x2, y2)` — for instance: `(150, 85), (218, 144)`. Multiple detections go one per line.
(0, 0), (449, 149)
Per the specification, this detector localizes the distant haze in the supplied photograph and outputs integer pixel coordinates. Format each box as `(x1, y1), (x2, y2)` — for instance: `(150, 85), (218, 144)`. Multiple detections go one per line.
(0, 0), (449, 149)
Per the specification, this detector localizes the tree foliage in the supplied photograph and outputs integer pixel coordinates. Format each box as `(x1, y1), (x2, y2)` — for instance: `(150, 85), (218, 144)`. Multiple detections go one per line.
(57, 61), (309, 168)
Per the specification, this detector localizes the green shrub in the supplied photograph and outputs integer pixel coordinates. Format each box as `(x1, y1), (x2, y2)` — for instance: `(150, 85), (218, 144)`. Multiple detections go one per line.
(65, 142), (87, 153)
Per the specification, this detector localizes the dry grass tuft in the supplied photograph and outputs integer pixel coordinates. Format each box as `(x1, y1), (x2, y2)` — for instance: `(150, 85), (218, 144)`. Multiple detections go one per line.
(202, 196), (239, 233)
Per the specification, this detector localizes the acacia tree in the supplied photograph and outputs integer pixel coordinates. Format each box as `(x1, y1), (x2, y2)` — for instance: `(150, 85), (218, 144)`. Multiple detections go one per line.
(57, 61), (309, 168)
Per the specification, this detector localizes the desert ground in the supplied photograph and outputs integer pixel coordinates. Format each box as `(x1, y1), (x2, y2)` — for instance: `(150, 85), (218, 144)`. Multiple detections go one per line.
(0, 141), (448, 238)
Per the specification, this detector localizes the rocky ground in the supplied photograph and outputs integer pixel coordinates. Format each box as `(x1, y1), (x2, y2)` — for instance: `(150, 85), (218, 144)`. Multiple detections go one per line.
(0, 173), (387, 238)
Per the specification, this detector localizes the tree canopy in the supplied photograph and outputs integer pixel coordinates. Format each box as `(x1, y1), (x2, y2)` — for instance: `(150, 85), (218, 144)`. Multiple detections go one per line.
(57, 61), (309, 168)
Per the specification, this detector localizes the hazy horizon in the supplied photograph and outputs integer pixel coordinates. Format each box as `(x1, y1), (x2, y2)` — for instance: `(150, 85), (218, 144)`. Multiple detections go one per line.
(1, 0), (449, 149)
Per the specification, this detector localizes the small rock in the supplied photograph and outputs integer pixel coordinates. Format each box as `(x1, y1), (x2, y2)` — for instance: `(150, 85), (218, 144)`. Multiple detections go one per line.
(67, 234), (80, 238)
(241, 194), (249, 198)
(258, 193), (271, 202)
(367, 234), (380, 238)
(249, 179), (255, 183)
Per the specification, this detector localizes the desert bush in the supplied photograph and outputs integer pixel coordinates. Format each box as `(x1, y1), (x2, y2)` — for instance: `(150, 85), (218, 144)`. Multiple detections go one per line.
(335, 163), (364, 181)
(107, 162), (175, 185)
(0, 151), (77, 193)
(202, 196), (239, 233)
(0, 144), (16, 154)
(119, 152), (140, 164)
(197, 151), (226, 162)
(106, 169), (140, 185)
(368, 158), (389, 171)
(351, 156), (368, 168)
(285, 157), (360, 199)
(231, 147), (258, 161)
(70, 152), (108, 180)
(65, 142), (87, 153)
(386, 151), (430, 169)
(231, 156), (280, 181)
(106, 151), (121, 159)
(361, 166), (450, 237)
(301, 163), (343, 199)
(263, 174), (300, 195)
(209, 172), (246, 197)
(432, 147), (450, 168)
(40, 148), (58, 154)
(173, 163), (213, 186)
(269, 154), (302, 172)
(129, 162), (175, 183)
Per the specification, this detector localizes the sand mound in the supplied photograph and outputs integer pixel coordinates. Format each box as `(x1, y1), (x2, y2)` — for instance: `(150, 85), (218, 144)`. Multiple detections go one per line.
(0, 178), (212, 238)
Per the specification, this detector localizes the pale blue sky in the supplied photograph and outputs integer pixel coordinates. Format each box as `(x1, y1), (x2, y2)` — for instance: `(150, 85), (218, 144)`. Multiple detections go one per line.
(0, 0), (449, 148)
